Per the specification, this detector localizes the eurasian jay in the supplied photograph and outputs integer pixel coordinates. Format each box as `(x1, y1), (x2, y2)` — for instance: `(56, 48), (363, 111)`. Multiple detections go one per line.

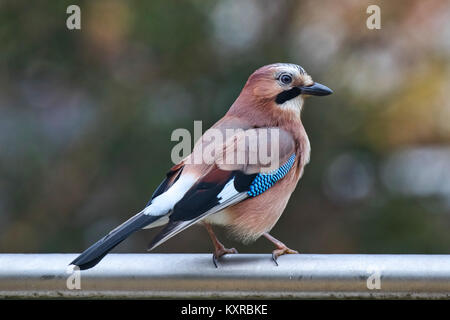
(71, 63), (332, 270)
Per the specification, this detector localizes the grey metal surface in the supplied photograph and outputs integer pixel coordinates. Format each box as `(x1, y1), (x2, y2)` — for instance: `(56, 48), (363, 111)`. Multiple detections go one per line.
(0, 253), (449, 299)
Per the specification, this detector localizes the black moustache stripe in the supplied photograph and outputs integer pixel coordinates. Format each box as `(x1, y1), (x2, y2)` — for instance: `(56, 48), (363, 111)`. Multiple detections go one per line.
(275, 87), (302, 104)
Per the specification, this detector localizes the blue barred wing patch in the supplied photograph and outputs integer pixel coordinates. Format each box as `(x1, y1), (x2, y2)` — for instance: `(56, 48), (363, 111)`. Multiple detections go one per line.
(247, 154), (296, 197)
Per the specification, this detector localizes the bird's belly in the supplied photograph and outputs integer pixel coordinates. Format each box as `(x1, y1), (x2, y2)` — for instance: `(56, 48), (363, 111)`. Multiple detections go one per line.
(203, 209), (232, 226)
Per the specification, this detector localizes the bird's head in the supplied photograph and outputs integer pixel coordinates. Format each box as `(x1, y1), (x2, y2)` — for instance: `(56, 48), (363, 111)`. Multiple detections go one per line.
(236, 63), (332, 116)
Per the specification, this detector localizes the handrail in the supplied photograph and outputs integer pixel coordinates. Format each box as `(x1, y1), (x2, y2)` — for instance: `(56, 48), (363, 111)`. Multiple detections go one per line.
(0, 254), (449, 298)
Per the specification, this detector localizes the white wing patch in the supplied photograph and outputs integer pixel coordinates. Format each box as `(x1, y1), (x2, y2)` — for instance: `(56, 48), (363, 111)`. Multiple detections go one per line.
(143, 174), (196, 216)
(217, 178), (239, 203)
(203, 178), (242, 226)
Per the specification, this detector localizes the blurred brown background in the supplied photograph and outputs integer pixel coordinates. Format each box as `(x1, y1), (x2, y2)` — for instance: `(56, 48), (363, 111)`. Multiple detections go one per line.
(1, 0), (449, 255)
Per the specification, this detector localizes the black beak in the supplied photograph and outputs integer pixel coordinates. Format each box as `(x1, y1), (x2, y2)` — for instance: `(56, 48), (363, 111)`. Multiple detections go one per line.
(299, 82), (333, 96)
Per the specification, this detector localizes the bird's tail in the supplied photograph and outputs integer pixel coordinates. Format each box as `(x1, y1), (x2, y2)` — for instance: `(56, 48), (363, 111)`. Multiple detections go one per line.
(70, 211), (161, 270)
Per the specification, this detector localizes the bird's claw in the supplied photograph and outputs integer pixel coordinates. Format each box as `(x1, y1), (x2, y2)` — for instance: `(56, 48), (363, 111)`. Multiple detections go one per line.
(212, 247), (238, 268)
(271, 247), (299, 266)
(271, 252), (279, 266)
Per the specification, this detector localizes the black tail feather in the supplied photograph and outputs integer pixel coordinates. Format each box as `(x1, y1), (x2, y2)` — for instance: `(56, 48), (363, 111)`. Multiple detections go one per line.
(147, 221), (183, 252)
(70, 212), (160, 270)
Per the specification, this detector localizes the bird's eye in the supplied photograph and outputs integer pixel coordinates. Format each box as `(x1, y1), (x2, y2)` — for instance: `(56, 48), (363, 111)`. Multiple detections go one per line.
(280, 74), (292, 85)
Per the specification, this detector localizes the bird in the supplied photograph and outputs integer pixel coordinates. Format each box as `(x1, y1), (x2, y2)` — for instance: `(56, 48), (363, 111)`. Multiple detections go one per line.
(70, 63), (332, 270)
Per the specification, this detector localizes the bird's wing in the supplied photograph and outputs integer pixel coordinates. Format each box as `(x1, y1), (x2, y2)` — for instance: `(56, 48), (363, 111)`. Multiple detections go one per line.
(145, 161), (184, 207)
(147, 127), (297, 250)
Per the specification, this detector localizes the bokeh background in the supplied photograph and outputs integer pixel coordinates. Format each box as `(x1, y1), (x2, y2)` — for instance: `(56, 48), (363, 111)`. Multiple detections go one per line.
(1, 0), (449, 255)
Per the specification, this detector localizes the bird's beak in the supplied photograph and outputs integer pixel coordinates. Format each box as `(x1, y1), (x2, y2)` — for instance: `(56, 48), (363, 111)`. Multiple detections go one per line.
(299, 82), (333, 96)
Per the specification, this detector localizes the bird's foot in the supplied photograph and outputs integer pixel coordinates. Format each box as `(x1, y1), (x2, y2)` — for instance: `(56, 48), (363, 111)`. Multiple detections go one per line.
(271, 246), (298, 266)
(212, 247), (238, 268)
(263, 232), (299, 266)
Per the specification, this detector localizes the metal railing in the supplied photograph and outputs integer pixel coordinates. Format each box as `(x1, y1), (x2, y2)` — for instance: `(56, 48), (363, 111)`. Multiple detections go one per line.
(0, 253), (449, 299)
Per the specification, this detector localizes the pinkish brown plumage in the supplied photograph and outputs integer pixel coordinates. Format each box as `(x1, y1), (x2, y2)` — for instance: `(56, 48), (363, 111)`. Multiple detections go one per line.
(71, 63), (332, 270)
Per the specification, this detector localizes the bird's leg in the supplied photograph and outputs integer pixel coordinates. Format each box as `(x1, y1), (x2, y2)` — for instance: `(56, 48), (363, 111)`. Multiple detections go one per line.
(263, 233), (298, 266)
(203, 222), (238, 267)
